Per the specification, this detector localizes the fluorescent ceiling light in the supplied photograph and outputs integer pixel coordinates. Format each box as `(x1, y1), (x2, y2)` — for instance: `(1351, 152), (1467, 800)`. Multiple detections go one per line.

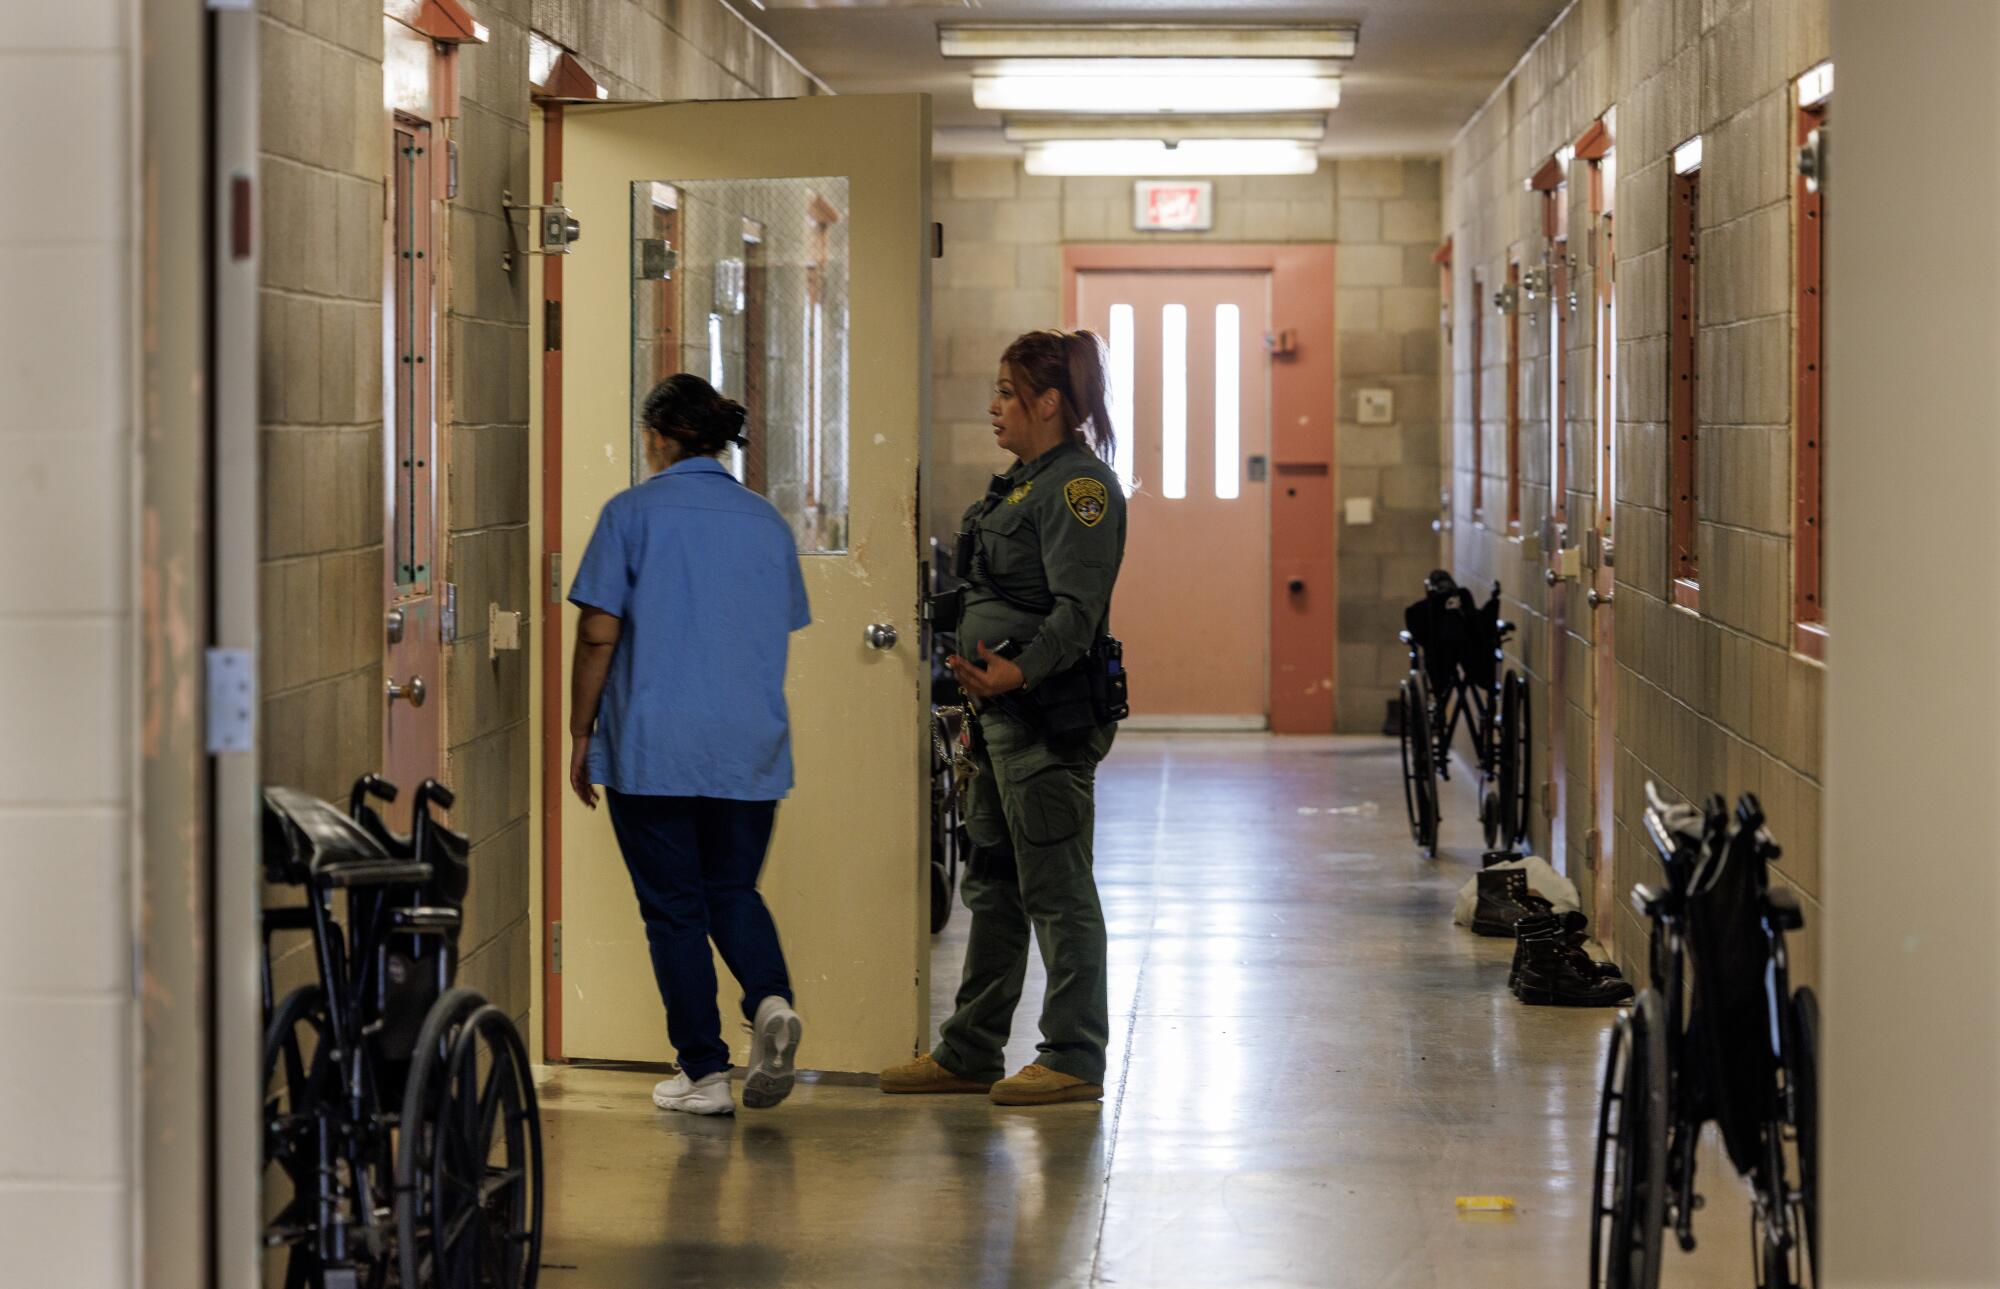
(976, 65), (1341, 115)
(983, 57), (1342, 80)
(941, 24), (1358, 60)
(1022, 139), (1319, 177)
(1004, 114), (1327, 143)
(1673, 135), (1704, 174)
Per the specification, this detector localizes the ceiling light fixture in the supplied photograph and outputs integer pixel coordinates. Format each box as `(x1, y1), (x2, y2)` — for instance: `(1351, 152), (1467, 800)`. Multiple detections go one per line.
(941, 23), (1358, 61)
(1022, 139), (1319, 178)
(974, 62), (1341, 115)
(1003, 114), (1327, 144)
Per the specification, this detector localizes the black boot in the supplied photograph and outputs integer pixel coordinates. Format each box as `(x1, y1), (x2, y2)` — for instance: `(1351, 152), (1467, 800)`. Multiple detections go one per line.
(1508, 912), (1616, 994)
(1471, 869), (1540, 938)
(1516, 935), (1635, 1006)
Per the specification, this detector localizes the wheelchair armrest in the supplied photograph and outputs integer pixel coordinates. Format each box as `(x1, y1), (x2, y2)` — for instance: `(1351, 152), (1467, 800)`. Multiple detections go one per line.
(390, 906), (463, 932)
(1763, 886), (1805, 932)
(315, 858), (434, 889)
(262, 904), (316, 935)
(1397, 630), (1414, 646)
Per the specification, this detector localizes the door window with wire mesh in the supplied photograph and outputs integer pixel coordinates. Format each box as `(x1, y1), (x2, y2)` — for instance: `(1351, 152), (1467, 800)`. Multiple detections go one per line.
(631, 177), (851, 554)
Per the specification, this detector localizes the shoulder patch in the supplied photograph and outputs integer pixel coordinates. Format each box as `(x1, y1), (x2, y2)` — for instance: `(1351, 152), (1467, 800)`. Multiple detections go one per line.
(1006, 481), (1034, 505)
(1063, 476), (1110, 528)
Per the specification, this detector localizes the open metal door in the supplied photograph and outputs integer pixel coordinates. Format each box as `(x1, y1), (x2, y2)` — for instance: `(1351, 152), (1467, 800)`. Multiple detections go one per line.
(553, 95), (931, 1072)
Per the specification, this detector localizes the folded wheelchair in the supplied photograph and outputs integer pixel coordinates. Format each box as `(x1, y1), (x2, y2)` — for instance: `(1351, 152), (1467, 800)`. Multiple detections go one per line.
(926, 537), (973, 934)
(261, 774), (544, 1289)
(1592, 784), (1820, 1289)
(1395, 571), (1531, 857)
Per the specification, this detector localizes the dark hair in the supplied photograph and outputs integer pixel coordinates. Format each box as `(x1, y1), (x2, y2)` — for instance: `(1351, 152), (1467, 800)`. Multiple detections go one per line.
(641, 373), (748, 457)
(1001, 329), (1116, 465)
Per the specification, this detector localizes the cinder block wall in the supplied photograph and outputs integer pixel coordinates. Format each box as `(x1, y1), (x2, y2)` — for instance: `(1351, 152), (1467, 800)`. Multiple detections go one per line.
(1443, 0), (1828, 978)
(0, 2), (136, 1282)
(255, 0), (818, 1028)
(929, 157), (1443, 731)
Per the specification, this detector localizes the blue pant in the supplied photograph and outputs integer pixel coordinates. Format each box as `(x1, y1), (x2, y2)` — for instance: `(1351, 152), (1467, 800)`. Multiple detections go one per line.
(604, 792), (793, 1081)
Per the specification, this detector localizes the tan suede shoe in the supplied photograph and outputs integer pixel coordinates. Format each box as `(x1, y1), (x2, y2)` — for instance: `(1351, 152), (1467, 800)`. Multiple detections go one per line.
(879, 1053), (993, 1095)
(989, 1064), (1104, 1106)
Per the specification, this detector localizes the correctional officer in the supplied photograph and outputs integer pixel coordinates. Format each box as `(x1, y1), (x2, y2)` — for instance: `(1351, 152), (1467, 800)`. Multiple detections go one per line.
(881, 329), (1127, 1106)
(567, 373), (809, 1117)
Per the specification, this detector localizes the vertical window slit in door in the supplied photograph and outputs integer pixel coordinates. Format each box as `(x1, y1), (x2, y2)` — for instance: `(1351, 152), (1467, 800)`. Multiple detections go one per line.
(1214, 303), (1240, 500)
(1109, 303), (1135, 494)
(1162, 303), (1188, 500)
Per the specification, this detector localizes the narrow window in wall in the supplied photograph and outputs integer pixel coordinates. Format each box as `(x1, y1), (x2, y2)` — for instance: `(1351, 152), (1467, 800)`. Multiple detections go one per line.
(1794, 63), (1832, 658)
(1214, 303), (1241, 500)
(742, 219), (768, 493)
(1506, 257), (1522, 533)
(1529, 150), (1574, 541)
(390, 115), (436, 590)
(1470, 272), (1486, 523)
(1108, 303), (1136, 494)
(1669, 138), (1703, 604)
(805, 192), (839, 515)
(1161, 303), (1189, 500)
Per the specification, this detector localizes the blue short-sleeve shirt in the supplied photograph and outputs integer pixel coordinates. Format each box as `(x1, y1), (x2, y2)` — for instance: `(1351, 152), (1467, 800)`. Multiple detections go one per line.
(568, 457), (812, 800)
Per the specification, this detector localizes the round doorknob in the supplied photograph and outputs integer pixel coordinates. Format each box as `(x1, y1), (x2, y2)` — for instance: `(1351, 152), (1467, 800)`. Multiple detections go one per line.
(1588, 589), (1614, 609)
(387, 675), (427, 707)
(864, 623), (899, 650)
(1546, 569), (1564, 586)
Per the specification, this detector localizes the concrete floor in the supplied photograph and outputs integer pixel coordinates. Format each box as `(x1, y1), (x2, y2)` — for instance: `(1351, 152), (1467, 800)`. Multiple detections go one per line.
(536, 734), (1751, 1287)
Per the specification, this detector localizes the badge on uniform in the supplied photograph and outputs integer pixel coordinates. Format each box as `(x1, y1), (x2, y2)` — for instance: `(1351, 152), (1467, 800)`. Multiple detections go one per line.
(1006, 482), (1034, 505)
(1064, 477), (1109, 527)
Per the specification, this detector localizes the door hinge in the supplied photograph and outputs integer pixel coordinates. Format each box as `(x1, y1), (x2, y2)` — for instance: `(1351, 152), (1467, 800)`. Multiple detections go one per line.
(544, 299), (561, 351)
(548, 553), (564, 604)
(205, 648), (256, 754)
(1543, 781), (1558, 819)
(440, 582), (458, 644)
(550, 921), (562, 974)
(1585, 829), (1602, 866)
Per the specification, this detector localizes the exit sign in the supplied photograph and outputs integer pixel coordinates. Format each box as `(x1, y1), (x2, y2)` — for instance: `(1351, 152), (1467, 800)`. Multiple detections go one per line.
(1133, 180), (1214, 232)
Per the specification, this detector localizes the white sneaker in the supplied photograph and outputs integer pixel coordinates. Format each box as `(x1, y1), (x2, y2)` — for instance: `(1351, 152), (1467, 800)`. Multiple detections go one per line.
(743, 995), (802, 1110)
(652, 1070), (734, 1116)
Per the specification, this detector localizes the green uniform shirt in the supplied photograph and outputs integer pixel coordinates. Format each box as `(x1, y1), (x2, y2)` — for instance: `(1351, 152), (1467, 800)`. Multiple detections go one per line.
(958, 440), (1127, 691)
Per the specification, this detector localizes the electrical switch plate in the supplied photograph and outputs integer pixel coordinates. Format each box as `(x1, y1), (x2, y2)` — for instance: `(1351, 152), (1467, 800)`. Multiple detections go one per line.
(489, 604), (523, 661)
(1357, 388), (1395, 425)
(1559, 545), (1584, 578)
(1344, 497), (1375, 526)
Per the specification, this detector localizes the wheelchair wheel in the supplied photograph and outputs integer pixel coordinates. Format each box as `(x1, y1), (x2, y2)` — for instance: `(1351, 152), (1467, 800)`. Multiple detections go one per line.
(1591, 991), (1667, 1289)
(1497, 670), (1532, 848)
(1397, 673), (1439, 857)
(398, 990), (545, 1288)
(1789, 987), (1821, 1282)
(265, 985), (337, 1289)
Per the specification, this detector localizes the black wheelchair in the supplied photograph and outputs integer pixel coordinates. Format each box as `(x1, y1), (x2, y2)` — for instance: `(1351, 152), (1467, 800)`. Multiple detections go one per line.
(261, 774), (544, 1289)
(926, 538), (973, 934)
(1395, 571), (1531, 857)
(1592, 783), (1820, 1289)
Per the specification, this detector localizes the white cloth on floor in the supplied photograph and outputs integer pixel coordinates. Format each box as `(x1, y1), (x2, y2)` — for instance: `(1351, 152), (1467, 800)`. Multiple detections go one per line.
(1452, 855), (1581, 927)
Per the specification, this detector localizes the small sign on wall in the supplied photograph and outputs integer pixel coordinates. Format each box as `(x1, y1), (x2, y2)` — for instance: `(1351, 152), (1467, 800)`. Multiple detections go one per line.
(1133, 180), (1214, 232)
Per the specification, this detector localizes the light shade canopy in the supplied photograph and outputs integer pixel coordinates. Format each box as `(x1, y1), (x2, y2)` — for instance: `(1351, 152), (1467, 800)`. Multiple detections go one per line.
(1022, 138), (1321, 177)
(940, 23), (1359, 60)
(974, 61), (1342, 114)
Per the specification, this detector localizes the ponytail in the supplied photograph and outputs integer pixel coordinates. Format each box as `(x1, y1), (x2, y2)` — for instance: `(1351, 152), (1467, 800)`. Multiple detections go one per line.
(641, 373), (749, 458)
(1001, 328), (1118, 467)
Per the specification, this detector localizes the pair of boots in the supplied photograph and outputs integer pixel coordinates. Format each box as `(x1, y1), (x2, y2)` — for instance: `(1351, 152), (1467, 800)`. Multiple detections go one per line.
(1507, 909), (1633, 1007)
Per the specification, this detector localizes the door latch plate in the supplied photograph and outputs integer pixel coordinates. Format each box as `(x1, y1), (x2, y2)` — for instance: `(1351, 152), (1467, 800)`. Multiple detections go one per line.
(205, 648), (256, 754)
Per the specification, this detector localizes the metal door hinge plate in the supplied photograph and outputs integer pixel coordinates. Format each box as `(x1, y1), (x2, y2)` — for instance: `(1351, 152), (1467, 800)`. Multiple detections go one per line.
(440, 583), (458, 644)
(551, 922), (563, 973)
(544, 299), (561, 351)
(1543, 781), (1558, 819)
(549, 553), (564, 605)
(205, 648), (256, 754)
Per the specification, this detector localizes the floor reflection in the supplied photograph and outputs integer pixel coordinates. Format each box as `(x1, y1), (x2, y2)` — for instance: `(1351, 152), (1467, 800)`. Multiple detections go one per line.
(537, 734), (1751, 1287)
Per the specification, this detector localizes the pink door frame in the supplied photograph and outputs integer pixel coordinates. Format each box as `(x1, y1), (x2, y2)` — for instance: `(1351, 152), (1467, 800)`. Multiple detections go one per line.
(1063, 244), (1337, 733)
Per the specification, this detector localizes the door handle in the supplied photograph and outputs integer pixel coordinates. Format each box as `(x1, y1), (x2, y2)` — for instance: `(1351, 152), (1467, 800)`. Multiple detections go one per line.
(1545, 569), (1564, 586)
(387, 675), (427, 707)
(864, 623), (899, 651)
(386, 607), (406, 644)
(1588, 589), (1613, 609)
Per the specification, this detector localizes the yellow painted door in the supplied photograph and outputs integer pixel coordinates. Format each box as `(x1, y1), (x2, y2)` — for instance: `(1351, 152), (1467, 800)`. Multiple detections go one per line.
(557, 96), (931, 1071)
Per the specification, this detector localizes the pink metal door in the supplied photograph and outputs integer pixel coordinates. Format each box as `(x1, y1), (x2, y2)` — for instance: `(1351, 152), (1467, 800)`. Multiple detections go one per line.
(1076, 271), (1272, 724)
(385, 115), (443, 791)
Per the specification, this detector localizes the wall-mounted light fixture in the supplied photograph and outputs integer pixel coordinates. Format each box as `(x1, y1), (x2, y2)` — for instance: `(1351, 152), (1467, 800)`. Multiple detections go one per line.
(1673, 135), (1704, 174)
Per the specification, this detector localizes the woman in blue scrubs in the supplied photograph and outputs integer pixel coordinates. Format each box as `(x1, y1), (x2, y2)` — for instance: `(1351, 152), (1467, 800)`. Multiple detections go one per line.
(566, 374), (811, 1116)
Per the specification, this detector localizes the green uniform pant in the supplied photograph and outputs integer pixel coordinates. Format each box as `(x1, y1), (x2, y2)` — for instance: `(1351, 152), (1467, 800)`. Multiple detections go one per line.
(934, 706), (1115, 1086)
